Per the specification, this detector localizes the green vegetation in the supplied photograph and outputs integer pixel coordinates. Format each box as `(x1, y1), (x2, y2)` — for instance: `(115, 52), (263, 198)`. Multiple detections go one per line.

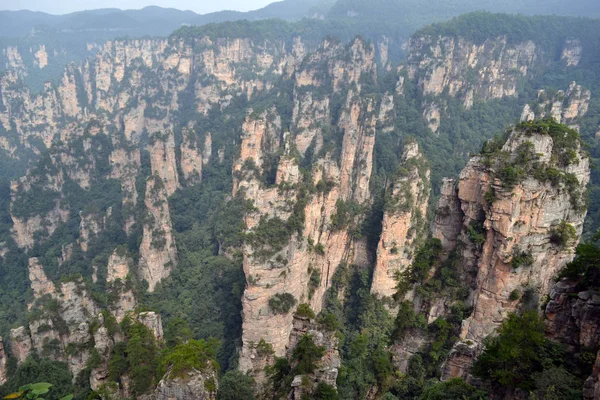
(159, 339), (219, 379)
(268, 293), (297, 314)
(295, 303), (316, 319)
(418, 378), (487, 400)
(550, 221), (577, 247)
(558, 232), (600, 290)
(0, 359), (74, 400)
(472, 311), (584, 396)
(511, 249), (534, 269)
(3, 382), (72, 400)
(217, 371), (256, 400)
(293, 334), (326, 375)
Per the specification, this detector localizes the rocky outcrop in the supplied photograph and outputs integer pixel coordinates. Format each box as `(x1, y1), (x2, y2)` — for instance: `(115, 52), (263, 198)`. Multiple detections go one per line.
(521, 82), (591, 130)
(287, 315), (340, 399)
(237, 39), (380, 378)
(28, 257), (56, 303)
(138, 175), (177, 292)
(180, 128), (204, 184)
(584, 351), (600, 400)
(107, 248), (136, 321)
(439, 122), (590, 379)
(138, 312), (164, 342)
(545, 280), (600, 351)
(0, 338), (7, 385)
(562, 39), (583, 67)
(408, 35), (537, 108)
(372, 142), (430, 299)
(431, 178), (463, 254)
(145, 367), (217, 400)
(9, 327), (32, 364)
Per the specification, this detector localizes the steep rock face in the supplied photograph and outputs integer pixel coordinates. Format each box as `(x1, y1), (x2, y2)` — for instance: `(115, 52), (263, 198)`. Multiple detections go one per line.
(440, 123), (590, 379)
(0, 338), (8, 385)
(431, 178), (463, 254)
(521, 82), (591, 130)
(237, 39), (380, 377)
(545, 280), (600, 351)
(144, 367), (217, 400)
(372, 142), (430, 299)
(584, 351), (600, 400)
(106, 248), (136, 321)
(562, 39), (583, 67)
(11, 272), (99, 378)
(287, 316), (340, 399)
(408, 35), (537, 108)
(9, 327), (32, 364)
(28, 257), (56, 302)
(12, 255), (163, 387)
(138, 175), (177, 292)
(543, 279), (600, 400)
(180, 128), (204, 184)
(3, 32), (318, 293)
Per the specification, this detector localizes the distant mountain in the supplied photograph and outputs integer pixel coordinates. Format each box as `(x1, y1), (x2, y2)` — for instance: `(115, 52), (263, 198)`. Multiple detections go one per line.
(328, 0), (600, 36)
(0, 0), (334, 38)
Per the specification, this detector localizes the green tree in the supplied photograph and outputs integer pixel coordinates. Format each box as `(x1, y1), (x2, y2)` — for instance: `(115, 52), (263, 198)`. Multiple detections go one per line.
(217, 371), (256, 400)
(293, 335), (326, 375)
(419, 378), (487, 400)
(472, 311), (547, 390)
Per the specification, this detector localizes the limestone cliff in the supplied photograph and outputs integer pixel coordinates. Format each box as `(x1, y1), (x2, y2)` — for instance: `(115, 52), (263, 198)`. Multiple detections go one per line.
(139, 175), (177, 292)
(372, 142), (430, 299)
(143, 367), (218, 400)
(438, 121), (590, 379)
(521, 81), (591, 130)
(408, 35), (537, 108)
(237, 38), (380, 377)
(287, 315), (340, 399)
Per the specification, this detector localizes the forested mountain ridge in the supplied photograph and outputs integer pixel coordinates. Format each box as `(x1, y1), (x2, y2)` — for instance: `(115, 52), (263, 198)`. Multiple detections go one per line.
(0, 10), (599, 400)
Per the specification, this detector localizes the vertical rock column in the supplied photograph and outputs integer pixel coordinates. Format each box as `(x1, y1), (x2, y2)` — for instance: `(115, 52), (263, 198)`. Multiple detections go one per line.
(372, 142), (430, 299)
(441, 126), (590, 380)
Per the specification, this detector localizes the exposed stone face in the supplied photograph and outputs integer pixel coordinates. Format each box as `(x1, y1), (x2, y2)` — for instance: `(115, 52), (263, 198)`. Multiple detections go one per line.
(423, 103), (441, 133)
(545, 280), (600, 350)
(0, 338), (8, 385)
(292, 92), (329, 155)
(138, 176), (177, 292)
(459, 132), (589, 344)
(440, 341), (478, 381)
(9, 327), (32, 364)
(138, 311), (164, 342)
(584, 350), (600, 400)
(408, 35), (537, 107)
(28, 257), (56, 303)
(146, 367), (217, 400)
(562, 39), (583, 67)
(79, 212), (103, 252)
(107, 248), (136, 321)
(438, 126), (590, 379)
(180, 129), (204, 184)
(521, 82), (591, 129)
(431, 178), (463, 254)
(237, 39), (380, 378)
(287, 316), (341, 398)
(33, 45), (49, 69)
(372, 142), (430, 299)
(150, 132), (180, 196)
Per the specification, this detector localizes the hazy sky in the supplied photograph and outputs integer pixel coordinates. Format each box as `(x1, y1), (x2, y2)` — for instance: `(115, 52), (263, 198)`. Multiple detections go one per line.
(1, 0), (277, 15)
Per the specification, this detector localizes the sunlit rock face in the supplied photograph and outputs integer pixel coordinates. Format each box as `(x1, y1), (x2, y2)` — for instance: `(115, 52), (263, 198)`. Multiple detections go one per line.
(439, 124), (589, 380)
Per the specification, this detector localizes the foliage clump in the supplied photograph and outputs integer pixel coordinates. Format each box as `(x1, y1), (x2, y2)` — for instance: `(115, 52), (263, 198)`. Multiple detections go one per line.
(549, 221), (577, 247)
(158, 339), (218, 379)
(472, 311), (583, 396)
(268, 293), (297, 314)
